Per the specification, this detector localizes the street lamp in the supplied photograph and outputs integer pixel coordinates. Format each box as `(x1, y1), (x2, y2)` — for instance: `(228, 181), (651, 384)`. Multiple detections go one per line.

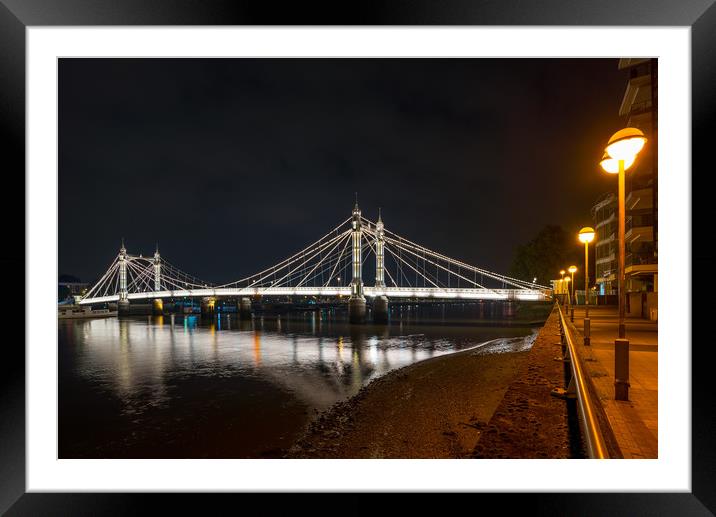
(568, 265), (577, 301)
(600, 127), (647, 339)
(563, 276), (571, 305)
(578, 227), (595, 318)
(559, 269), (566, 304)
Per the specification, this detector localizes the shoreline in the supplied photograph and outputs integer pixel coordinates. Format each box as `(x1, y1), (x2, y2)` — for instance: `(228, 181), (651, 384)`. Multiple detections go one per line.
(285, 333), (537, 458)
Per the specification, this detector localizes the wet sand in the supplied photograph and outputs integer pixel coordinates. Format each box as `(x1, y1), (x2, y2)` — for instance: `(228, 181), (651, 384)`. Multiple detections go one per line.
(286, 334), (537, 458)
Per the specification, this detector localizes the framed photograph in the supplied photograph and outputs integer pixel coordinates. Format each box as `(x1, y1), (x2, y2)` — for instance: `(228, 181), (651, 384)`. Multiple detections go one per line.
(2, 0), (712, 512)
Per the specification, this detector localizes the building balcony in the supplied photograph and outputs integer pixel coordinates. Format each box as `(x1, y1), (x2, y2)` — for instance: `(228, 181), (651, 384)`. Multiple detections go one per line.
(595, 213), (616, 229)
(626, 250), (657, 270)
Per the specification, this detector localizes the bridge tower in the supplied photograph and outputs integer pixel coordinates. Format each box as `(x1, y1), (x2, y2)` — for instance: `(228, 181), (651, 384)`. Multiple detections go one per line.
(375, 208), (385, 289)
(118, 239), (130, 317)
(152, 244), (163, 315)
(373, 208), (389, 323)
(348, 198), (366, 323)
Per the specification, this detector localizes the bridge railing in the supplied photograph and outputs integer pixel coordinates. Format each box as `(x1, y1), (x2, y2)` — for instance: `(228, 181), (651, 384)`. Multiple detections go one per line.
(556, 301), (622, 459)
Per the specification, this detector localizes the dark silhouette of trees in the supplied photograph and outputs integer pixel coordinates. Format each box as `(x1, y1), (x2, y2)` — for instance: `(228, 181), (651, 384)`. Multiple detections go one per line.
(509, 225), (583, 286)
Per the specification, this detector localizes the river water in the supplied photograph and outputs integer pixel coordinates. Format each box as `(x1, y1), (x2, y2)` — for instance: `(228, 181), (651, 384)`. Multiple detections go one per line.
(59, 308), (541, 458)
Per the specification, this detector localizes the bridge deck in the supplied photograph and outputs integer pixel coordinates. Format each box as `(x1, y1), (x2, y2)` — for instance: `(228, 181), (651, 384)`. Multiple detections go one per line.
(80, 286), (549, 305)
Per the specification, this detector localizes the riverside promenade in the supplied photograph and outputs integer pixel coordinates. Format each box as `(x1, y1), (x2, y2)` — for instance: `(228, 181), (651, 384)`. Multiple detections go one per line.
(473, 303), (657, 459)
(568, 304), (658, 458)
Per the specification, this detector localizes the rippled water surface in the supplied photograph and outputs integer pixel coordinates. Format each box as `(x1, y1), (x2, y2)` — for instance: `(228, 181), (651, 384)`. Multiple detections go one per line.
(59, 310), (539, 458)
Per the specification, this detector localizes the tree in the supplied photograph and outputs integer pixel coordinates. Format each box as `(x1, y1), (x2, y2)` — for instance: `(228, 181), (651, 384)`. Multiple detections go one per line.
(508, 225), (583, 286)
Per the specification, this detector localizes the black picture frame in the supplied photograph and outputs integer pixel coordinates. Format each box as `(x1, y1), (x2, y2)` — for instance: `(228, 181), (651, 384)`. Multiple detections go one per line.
(1, 1), (712, 513)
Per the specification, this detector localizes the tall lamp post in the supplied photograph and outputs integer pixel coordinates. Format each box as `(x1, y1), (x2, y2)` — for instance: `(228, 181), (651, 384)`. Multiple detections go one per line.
(563, 276), (571, 308)
(579, 227), (595, 347)
(559, 269), (566, 304)
(599, 128), (647, 339)
(578, 227), (595, 318)
(600, 127), (647, 401)
(568, 265), (577, 300)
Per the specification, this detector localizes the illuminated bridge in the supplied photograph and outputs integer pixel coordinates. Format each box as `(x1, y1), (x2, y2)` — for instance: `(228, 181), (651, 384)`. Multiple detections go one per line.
(79, 202), (551, 322)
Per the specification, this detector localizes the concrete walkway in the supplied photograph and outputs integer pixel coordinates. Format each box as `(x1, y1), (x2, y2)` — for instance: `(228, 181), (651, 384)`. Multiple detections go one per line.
(567, 304), (658, 458)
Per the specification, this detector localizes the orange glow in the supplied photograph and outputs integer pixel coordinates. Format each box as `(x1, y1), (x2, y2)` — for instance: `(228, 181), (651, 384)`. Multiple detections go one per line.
(253, 331), (262, 366)
(578, 227), (595, 243)
(600, 153), (635, 174)
(605, 127), (647, 162)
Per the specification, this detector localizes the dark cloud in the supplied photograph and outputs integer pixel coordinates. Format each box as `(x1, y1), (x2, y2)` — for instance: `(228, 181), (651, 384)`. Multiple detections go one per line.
(59, 58), (626, 284)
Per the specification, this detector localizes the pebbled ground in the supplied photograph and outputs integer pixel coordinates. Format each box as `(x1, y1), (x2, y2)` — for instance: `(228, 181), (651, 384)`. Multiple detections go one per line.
(285, 334), (537, 459)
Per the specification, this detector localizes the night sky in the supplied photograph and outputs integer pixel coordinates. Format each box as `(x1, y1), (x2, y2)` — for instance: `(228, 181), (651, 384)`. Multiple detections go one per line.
(59, 58), (627, 284)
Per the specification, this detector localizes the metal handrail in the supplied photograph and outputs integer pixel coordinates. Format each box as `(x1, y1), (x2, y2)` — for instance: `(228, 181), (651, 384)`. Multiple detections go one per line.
(556, 302), (612, 459)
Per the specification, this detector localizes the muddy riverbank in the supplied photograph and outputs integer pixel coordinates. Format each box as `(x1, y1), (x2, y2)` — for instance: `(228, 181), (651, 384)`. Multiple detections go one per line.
(286, 334), (537, 458)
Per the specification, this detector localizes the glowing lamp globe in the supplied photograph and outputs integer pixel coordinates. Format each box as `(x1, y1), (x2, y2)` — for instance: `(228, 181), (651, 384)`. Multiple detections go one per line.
(578, 227), (595, 244)
(600, 151), (635, 174)
(560, 270), (566, 276)
(568, 265), (577, 274)
(602, 127), (647, 172)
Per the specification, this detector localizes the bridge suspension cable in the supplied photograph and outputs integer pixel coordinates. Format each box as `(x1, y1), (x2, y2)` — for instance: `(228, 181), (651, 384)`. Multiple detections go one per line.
(361, 216), (549, 290)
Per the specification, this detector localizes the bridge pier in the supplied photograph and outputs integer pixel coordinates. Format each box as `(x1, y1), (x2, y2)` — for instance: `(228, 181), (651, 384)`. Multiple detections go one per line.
(349, 297), (367, 324)
(200, 297), (216, 319)
(503, 300), (516, 318)
(118, 299), (131, 317)
(152, 298), (164, 316)
(373, 295), (389, 324)
(238, 297), (252, 320)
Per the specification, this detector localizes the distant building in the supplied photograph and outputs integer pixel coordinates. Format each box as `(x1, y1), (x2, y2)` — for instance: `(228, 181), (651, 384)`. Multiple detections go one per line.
(591, 193), (617, 295)
(58, 277), (89, 301)
(592, 58), (658, 302)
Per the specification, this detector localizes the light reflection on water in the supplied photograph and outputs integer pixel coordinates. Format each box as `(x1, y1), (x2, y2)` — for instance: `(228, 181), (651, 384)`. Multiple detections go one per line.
(59, 312), (537, 457)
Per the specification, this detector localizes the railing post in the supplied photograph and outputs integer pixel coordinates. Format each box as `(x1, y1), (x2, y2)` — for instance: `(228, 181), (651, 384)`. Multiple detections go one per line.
(614, 339), (630, 400)
(584, 317), (591, 346)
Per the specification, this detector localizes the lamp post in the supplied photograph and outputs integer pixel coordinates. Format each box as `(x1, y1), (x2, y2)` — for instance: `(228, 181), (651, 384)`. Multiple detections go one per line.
(568, 265), (577, 321)
(568, 265), (577, 300)
(600, 127), (647, 401)
(600, 127), (647, 339)
(579, 227), (595, 346)
(559, 269), (566, 304)
(563, 276), (571, 308)
(578, 227), (595, 318)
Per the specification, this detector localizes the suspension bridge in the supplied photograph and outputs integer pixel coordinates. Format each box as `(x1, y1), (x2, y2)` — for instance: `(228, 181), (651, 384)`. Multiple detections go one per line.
(79, 202), (551, 322)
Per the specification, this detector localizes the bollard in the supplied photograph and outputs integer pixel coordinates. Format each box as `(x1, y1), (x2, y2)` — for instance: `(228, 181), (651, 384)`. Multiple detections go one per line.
(570, 307), (574, 322)
(614, 338), (630, 401)
(584, 318), (591, 346)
